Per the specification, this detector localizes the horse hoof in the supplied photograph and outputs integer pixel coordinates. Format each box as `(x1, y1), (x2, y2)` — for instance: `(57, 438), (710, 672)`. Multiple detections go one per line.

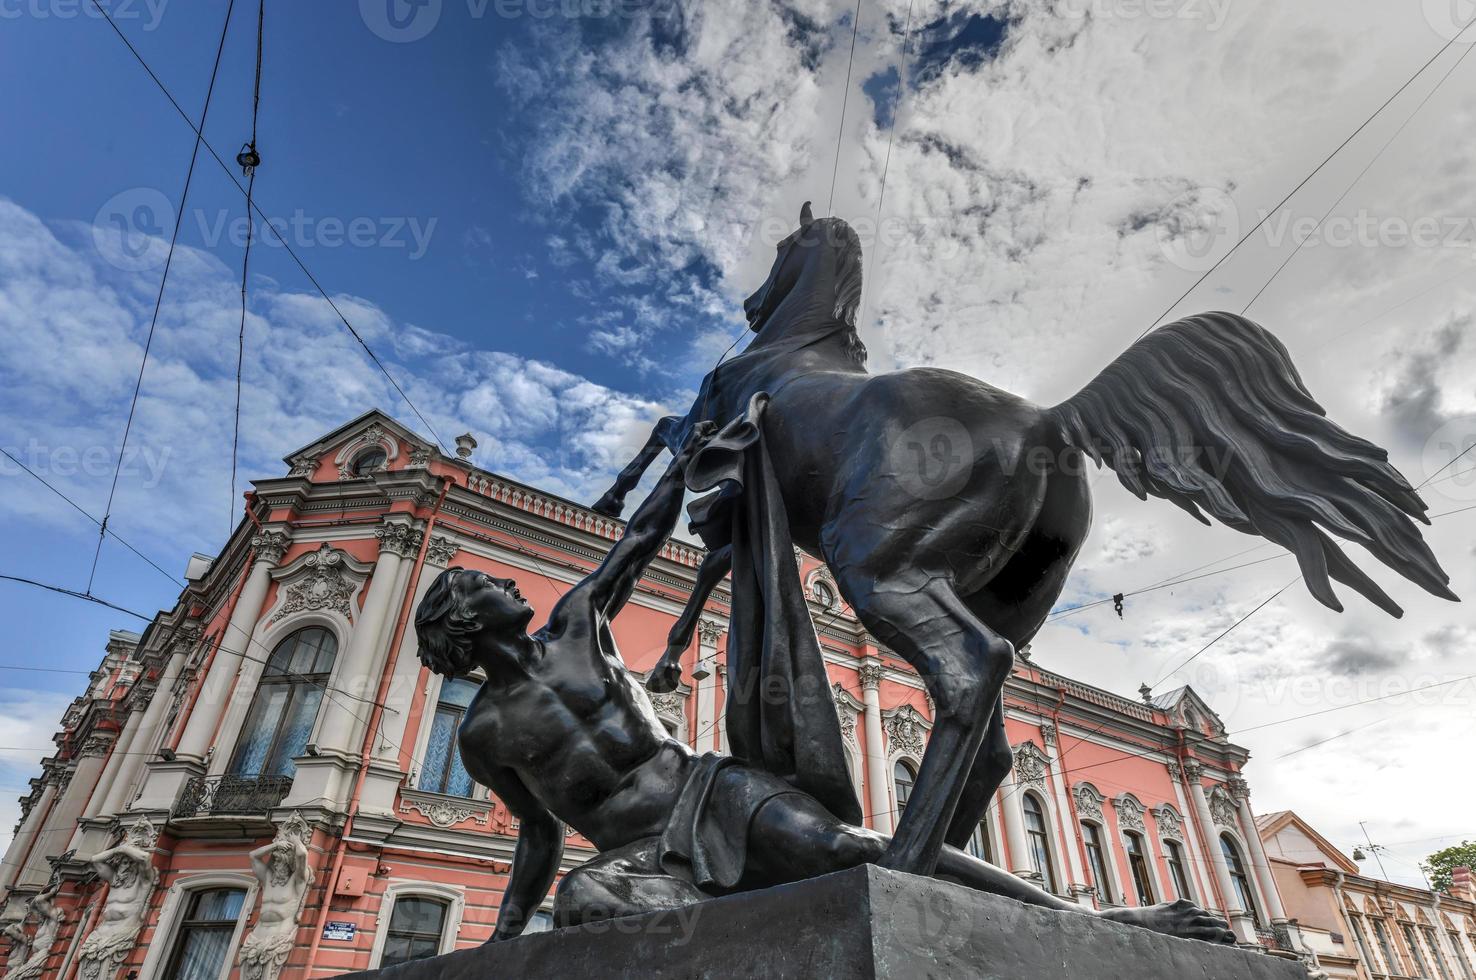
(645, 664), (681, 694)
(591, 494), (625, 518)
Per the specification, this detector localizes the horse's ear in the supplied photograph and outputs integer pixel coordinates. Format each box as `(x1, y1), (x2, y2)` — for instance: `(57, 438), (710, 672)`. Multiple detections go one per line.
(800, 201), (814, 227)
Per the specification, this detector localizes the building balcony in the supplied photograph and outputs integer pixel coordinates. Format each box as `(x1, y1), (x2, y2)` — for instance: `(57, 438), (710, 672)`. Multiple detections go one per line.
(171, 774), (293, 833)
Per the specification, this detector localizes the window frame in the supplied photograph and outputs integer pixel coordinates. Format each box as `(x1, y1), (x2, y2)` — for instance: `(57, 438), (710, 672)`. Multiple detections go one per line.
(369, 882), (465, 969)
(1123, 830), (1156, 907)
(137, 874), (258, 980)
(1219, 834), (1262, 927)
(1081, 821), (1114, 904)
(227, 625), (338, 779)
(1163, 838), (1194, 903)
(416, 676), (480, 797)
(893, 760), (917, 820)
(1022, 791), (1060, 894)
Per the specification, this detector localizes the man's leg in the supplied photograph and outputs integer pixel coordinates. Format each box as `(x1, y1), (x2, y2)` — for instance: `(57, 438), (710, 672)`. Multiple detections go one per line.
(741, 793), (1235, 945)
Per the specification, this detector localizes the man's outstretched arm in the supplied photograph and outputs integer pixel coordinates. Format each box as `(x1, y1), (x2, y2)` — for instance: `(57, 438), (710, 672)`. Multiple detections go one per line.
(584, 423), (713, 620)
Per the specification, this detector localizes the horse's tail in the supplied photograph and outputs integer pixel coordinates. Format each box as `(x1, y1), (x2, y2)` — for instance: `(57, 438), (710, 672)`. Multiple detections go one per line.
(1048, 311), (1456, 617)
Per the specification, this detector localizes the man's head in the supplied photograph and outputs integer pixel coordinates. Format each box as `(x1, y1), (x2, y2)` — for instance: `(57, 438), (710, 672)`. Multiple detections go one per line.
(415, 567), (534, 675)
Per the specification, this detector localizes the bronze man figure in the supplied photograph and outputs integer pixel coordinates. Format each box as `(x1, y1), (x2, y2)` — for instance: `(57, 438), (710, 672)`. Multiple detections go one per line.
(414, 427), (1235, 946)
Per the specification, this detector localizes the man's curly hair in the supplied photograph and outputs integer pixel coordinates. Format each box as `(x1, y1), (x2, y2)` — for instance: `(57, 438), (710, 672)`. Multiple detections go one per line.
(415, 567), (479, 676)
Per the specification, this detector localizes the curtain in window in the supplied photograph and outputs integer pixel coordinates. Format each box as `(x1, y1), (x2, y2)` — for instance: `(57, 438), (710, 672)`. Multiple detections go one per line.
(1023, 794), (1058, 892)
(164, 888), (246, 980)
(419, 678), (478, 796)
(230, 627), (337, 778)
(1082, 823), (1112, 902)
(1125, 832), (1155, 906)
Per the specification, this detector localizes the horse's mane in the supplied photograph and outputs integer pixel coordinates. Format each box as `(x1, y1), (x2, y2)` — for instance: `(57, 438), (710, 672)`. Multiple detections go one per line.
(823, 217), (868, 367)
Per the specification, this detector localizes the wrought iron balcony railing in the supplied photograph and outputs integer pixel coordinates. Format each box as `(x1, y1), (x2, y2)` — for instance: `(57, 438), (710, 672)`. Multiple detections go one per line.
(172, 774), (293, 818)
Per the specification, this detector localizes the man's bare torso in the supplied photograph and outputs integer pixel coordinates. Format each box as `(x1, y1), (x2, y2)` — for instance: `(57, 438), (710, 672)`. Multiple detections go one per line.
(457, 588), (696, 850)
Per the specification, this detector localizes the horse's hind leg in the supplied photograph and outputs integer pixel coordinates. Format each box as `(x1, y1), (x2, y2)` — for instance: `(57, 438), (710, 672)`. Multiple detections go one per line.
(647, 545), (732, 694)
(944, 695), (1011, 851)
(842, 572), (1014, 877)
(592, 415), (684, 517)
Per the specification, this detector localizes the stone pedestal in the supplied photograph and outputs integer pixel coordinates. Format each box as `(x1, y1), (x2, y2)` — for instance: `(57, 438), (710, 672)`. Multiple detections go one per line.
(340, 865), (1307, 979)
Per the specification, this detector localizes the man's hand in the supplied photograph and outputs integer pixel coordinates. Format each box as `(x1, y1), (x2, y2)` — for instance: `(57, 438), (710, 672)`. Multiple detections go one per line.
(674, 420), (718, 468)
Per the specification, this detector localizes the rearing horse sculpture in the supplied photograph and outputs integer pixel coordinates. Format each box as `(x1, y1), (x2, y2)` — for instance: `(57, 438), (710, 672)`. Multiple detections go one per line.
(593, 202), (1457, 877)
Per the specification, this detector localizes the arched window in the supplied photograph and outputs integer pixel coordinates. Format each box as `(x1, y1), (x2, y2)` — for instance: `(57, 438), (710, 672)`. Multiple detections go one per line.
(418, 677), (478, 797)
(1346, 913), (1376, 973)
(1219, 835), (1261, 926)
(1081, 822), (1113, 903)
(161, 887), (247, 979)
(1424, 924), (1455, 980)
(1022, 793), (1058, 893)
(1371, 915), (1401, 976)
(812, 580), (837, 609)
(230, 626), (337, 778)
(352, 447), (387, 476)
(1448, 927), (1475, 980)
(1164, 839), (1193, 902)
(1124, 831), (1155, 906)
(1403, 922), (1434, 980)
(894, 761), (916, 819)
(380, 895), (451, 968)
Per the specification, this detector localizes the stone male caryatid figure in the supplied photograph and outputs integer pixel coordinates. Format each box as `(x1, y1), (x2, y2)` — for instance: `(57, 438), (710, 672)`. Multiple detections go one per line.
(75, 817), (159, 980)
(1, 913), (30, 977)
(3, 882), (65, 980)
(239, 812), (314, 980)
(413, 426), (1235, 945)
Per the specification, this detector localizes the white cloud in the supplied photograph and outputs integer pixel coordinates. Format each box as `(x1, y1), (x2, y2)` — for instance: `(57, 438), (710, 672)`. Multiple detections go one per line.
(0, 689), (73, 858)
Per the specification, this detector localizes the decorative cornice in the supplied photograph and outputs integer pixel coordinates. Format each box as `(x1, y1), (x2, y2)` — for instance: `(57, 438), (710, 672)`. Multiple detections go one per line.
(398, 790), (492, 830)
(287, 454), (317, 478)
(1012, 741), (1050, 790)
(1073, 783), (1105, 821)
(1153, 804), (1185, 840)
(78, 734), (114, 758)
(1113, 794), (1147, 834)
(267, 543), (373, 625)
(884, 704), (928, 758)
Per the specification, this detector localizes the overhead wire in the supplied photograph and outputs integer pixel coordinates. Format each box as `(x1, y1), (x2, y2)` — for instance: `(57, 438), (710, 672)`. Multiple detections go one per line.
(827, 0), (865, 216)
(230, 0), (266, 535)
(87, 0), (238, 595)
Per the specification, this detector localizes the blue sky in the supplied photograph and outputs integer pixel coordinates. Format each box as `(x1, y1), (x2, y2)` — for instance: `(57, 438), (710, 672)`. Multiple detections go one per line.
(3, 0), (1475, 880)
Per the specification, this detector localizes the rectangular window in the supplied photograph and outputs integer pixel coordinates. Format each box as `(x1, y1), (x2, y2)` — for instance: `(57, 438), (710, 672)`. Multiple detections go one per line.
(1405, 923), (1433, 979)
(418, 678), (479, 797)
(163, 887), (247, 980)
(1164, 840), (1192, 902)
(1082, 823), (1113, 903)
(380, 896), (449, 968)
(1124, 832), (1155, 907)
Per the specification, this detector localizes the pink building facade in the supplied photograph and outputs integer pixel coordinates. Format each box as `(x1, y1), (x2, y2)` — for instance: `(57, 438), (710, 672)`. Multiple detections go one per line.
(1, 410), (1307, 977)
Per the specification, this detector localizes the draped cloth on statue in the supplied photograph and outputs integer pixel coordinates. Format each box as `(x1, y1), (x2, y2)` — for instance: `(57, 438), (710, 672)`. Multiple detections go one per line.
(682, 392), (862, 826)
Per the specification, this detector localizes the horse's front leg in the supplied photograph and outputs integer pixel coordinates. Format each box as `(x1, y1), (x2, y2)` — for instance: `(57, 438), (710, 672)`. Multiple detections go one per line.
(592, 416), (685, 518)
(647, 544), (733, 694)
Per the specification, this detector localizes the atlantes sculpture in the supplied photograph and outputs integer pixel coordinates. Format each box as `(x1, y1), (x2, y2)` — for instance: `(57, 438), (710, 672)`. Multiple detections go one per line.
(413, 203), (1453, 941)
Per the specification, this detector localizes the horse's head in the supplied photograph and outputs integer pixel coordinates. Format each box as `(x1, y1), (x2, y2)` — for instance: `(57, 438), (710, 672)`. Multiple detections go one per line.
(743, 202), (864, 343)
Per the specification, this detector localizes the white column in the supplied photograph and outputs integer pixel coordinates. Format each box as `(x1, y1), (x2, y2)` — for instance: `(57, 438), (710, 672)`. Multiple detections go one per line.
(176, 530), (289, 762)
(1231, 777), (1288, 923)
(312, 521), (412, 755)
(373, 534), (458, 766)
(1168, 762), (1218, 907)
(1040, 723), (1089, 902)
(16, 750), (107, 887)
(859, 662), (893, 835)
(67, 711), (147, 856)
(0, 781), (57, 893)
(693, 621), (722, 753)
(1183, 760), (1254, 942)
(1000, 768), (1036, 879)
(105, 642), (191, 816)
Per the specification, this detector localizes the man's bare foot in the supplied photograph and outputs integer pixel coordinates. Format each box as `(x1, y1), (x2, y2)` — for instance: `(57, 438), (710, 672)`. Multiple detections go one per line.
(1099, 899), (1237, 945)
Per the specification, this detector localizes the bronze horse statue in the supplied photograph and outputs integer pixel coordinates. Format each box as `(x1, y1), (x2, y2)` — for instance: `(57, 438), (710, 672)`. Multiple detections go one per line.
(592, 202), (1457, 877)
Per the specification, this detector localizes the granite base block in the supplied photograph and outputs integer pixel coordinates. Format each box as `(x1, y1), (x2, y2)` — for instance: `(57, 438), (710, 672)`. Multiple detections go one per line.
(340, 864), (1308, 979)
